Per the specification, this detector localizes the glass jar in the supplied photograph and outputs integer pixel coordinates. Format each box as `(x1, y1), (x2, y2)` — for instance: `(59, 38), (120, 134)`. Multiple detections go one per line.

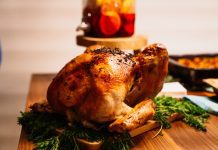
(78, 0), (136, 38)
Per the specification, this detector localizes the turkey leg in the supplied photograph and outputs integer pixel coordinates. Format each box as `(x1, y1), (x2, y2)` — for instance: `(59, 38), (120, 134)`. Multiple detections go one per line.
(108, 99), (155, 133)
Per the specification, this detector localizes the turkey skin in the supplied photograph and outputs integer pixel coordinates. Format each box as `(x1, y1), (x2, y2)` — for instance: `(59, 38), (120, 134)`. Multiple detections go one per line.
(47, 44), (168, 132)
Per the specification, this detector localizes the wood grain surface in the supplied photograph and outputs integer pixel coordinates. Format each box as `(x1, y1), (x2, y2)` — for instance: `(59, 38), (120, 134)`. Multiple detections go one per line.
(18, 74), (218, 150)
(76, 35), (148, 50)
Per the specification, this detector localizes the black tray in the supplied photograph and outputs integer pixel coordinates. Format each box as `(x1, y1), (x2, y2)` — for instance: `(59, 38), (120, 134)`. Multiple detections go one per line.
(169, 53), (218, 84)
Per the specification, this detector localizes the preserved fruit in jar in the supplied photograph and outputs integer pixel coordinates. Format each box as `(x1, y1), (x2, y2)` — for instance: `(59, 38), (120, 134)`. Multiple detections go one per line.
(78, 0), (136, 37)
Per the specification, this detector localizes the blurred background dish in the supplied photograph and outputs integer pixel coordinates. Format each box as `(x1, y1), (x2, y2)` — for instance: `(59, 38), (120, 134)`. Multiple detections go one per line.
(169, 53), (218, 84)
(203, 78), (218, 95)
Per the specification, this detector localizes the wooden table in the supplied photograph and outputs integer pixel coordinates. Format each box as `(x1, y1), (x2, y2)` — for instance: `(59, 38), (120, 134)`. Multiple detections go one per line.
(18, 74), (218, 150)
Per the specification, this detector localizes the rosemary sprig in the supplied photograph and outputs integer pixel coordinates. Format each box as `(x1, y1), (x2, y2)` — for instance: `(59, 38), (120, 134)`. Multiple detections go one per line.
(154, 96), (209, 131)
(18, 111), (133, 150)
(18, 111), (67, 142)
(18, 96), (209, 149)
(36, 136), (60, 150)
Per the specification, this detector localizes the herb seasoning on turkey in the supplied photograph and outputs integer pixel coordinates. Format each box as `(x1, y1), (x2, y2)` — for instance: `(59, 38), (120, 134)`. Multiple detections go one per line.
(47, 43), (168, 132)
(18, 44), (210, 150)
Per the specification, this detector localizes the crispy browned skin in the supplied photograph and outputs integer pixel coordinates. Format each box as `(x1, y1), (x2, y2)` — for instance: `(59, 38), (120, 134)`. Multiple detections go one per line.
(47, 46), (135, 123)
(109, 99), (155, 133)
(125, 43), (168, 106)
(47, 43), (168, 132)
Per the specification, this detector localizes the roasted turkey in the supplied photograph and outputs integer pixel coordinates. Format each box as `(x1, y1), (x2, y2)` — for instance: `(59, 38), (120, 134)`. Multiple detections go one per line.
(47, 43), (168, 132)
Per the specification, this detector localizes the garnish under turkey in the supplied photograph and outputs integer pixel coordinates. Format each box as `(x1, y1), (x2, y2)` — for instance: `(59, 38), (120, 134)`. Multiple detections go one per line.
(47, 44), (168, 133)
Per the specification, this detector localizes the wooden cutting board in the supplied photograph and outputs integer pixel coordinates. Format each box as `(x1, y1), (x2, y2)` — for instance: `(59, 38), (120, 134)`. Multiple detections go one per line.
(76, 35), (148, 50)
(18, 74), (218, 150)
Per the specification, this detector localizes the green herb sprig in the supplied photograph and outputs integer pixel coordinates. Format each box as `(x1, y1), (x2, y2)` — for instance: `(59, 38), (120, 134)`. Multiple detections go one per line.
(18, 111), (133, 150)
(154, 96), (209, 131)
(18, 96), (209, 149)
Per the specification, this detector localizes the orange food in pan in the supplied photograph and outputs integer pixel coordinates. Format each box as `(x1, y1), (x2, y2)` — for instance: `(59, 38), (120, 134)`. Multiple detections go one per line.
(178, 56), (218, 69)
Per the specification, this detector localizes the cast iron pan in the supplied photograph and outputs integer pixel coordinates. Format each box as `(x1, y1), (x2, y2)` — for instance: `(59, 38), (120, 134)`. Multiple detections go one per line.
(169, 53), (218, 84)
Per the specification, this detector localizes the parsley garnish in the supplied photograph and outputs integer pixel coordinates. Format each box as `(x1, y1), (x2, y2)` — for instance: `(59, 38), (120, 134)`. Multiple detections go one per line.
(18, 96), (209, 149)
(18, 111), (133, 150)
(154, 96), (209, 131)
